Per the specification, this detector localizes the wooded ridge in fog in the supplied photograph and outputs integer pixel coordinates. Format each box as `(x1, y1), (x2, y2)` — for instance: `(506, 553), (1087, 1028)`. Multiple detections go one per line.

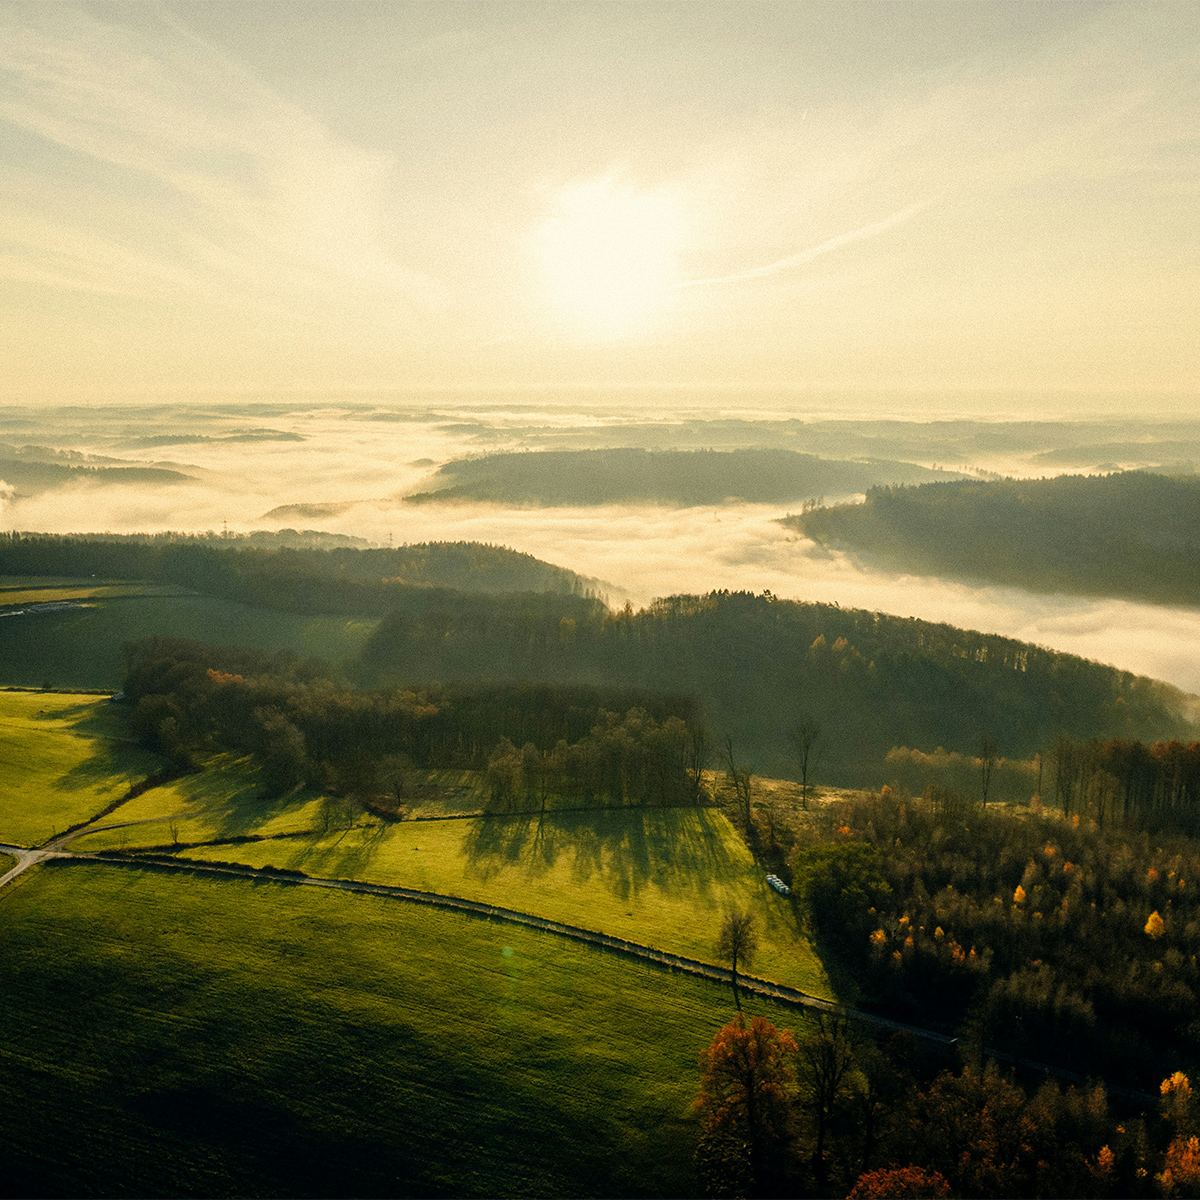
(790, 470), (1200, 609)
(404, 448), (964, 507)
(0, 533), (599, 605)
(356, 589), (1195, 786)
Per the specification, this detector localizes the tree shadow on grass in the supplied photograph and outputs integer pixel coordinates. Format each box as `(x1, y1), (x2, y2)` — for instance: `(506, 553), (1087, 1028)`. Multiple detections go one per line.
(163, 759), (322, 841)
(461, 807), (746, 907)
(266, 821), (390, 879)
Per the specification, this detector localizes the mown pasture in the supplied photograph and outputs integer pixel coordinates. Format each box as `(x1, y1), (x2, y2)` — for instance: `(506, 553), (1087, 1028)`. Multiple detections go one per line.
(0, 863), (800, 1198)
(70, 753), (328, 849)
(180, 809), (829, 995)
(0, 692), (162, 846)
(0, 579), (186, 606)
(5, 692), (828, 996)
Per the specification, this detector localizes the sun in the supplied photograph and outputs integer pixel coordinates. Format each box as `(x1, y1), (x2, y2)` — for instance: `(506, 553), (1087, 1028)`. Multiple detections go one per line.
(535, 176), (686, 340)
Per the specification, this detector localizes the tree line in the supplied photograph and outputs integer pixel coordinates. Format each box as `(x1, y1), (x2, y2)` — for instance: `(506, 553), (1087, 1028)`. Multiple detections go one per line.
(0, 531), (598, 612)
(122, 637), (706, 811)
(358, 589), (1194, 788)
(1051, 734), (1200, 835)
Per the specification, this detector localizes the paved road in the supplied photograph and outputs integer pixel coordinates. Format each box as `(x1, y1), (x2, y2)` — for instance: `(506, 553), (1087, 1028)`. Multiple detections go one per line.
(0, 816), (181, 889)
(0, 842), (71, 889)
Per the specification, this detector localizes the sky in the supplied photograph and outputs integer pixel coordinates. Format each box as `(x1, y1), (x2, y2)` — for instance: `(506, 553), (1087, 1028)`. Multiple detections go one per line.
(1, 1), (1197, 406)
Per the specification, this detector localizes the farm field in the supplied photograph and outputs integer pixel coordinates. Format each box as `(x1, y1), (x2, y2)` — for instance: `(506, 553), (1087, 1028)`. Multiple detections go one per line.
(0, 863), (791, 1198)
(0, 694), (827, 998)
(179, 806), (829, 995)
(70, 753), (329, 850)
(0, 692), (162, 846)
(0, 592), (376, 689)
(0, 577), (186, 606)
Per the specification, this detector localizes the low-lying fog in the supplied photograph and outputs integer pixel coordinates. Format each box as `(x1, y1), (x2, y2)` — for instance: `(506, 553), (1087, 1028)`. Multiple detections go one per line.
(4, 400), (1200, 695)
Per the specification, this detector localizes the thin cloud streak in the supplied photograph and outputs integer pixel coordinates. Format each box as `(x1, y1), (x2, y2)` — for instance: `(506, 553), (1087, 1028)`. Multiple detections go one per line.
(671, 202), (929, 290)
(0, 3), (445, 312)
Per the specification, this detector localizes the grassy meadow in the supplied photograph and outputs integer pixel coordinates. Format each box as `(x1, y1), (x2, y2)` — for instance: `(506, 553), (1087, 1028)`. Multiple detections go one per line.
(73, 764), (828, 995)
(180, 807), (826, 994)
(0, 583), (376, 689)
(0, 863), (803, 1198)
(0, 692), (162, 846)
(0, 579), (185, 606)
(70, 753), (328, 849)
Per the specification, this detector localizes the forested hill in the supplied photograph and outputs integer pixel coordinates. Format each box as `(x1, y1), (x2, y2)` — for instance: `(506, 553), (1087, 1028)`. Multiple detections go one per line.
(0, 534), (600, 611)
(404, 448), (962, 507)
(355, 590), (1196, 788)
(0, 457), (191, 494)
(788, 470), (1200, 608)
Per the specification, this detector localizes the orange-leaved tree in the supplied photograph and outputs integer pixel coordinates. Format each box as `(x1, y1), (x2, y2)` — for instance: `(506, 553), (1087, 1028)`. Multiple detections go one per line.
(1160, 1073), (1200, 1198)
(695, 1013), (798, 1197)
(847, 1165), (952, 1199)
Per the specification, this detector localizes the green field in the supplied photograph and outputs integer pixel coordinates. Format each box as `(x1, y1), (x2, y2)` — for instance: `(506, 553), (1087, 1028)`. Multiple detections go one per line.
(0, 863), (801, 1198)
(0, 692), (163, 846)
(70, 753), (329, 850)
(66, 741), (827, 995)
(0, 590), (376, 689)
(0, 578), (185, 606)
(179, 811), (824, 994)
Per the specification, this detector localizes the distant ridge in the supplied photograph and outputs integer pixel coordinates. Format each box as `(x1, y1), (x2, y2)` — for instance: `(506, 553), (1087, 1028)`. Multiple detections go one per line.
(403, 447), (966, 508)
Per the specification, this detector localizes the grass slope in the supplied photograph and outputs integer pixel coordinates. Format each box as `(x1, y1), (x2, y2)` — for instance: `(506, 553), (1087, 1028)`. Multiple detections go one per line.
(183, 806), (828, 995)
(70, 754), (328, 850)
(0, 863), (793, 1198)
(0, 580), (185, 606)
(0, 592), (375, 689)
(0, 693), (161, 846)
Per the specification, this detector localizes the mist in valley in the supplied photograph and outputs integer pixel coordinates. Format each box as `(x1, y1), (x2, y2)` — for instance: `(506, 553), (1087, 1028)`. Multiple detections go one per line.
(4, 399), (1200, 696)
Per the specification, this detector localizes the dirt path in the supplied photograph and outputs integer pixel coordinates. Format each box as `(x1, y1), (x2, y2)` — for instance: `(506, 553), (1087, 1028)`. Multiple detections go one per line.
(0, 814), (1156, 1104)
(61, 847), (932, 1037)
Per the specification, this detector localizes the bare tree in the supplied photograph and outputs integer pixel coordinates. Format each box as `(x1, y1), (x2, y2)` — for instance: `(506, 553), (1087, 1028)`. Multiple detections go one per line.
(795, 1012), (856, 1183)
(687, 723), (712, 804)
(787, 716), (824, 810)
(716, 909), (758, 1010)
(978, 735), (998, 808)
(722, 735), (753, 828)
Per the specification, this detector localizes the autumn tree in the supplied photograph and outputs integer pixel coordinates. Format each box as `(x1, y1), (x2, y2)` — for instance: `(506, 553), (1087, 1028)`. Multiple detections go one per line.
(898, 1061), (1029, 1198)
(847, 1166), (951, 1198)
(716, 909), (758, 1011)
(787, 716), (824, 810)
(694, 1013), (798, 1197)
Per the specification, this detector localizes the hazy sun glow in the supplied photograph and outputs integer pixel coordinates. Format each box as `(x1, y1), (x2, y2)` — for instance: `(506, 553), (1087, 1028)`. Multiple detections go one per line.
(536, 176), (686, 340)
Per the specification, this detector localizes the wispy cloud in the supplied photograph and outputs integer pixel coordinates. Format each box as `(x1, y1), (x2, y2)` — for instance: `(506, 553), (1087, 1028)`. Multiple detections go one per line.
(0, 3), (445, 311)
(671, 202), (928, 290)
